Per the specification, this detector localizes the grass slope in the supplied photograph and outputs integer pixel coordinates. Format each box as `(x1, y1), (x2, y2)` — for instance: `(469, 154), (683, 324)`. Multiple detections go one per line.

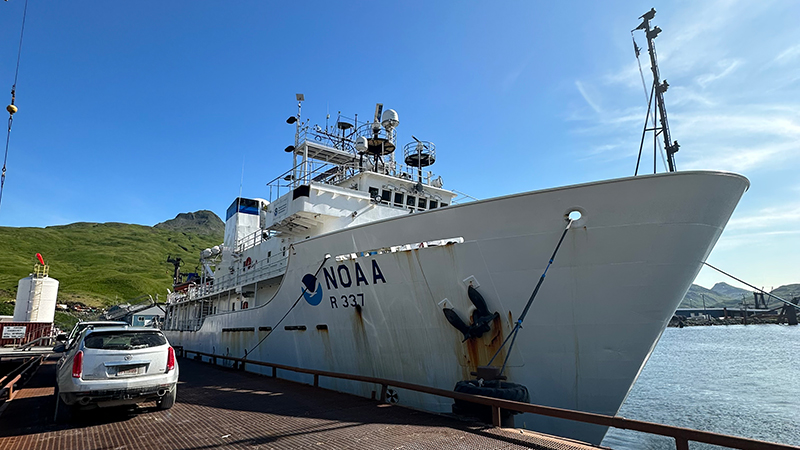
(679, 282), (800, 309)
(0, 222), (222, 308)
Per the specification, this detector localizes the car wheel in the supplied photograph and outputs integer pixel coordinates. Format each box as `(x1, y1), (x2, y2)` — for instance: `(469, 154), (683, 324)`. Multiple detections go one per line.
(54, 386), (73, 423)
(157, 386), (177, 410)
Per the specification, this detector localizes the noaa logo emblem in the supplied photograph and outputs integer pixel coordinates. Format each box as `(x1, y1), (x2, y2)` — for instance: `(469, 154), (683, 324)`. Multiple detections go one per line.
(301, 273), (323, 306)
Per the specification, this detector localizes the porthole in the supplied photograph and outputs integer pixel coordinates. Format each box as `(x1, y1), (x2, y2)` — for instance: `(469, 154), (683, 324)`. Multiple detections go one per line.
(564, 207), (587, 227)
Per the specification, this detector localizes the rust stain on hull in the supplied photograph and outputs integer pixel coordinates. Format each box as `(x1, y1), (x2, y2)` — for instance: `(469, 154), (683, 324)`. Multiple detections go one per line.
(463, 315), (506, 377)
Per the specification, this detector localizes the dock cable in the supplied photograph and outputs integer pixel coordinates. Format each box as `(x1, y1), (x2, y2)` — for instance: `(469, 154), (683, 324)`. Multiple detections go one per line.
(243, 253), (331, 359)
(0, 0), (29, 211)
(487, 218), (575, 376)
(702, 261), (800, 310)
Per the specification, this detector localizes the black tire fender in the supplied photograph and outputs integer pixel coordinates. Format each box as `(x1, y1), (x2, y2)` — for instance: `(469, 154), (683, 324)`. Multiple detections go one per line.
(454, 380), (530, 403)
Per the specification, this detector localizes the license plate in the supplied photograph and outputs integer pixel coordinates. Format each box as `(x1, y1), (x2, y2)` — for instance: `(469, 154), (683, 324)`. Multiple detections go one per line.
(116, 366), (145, 376)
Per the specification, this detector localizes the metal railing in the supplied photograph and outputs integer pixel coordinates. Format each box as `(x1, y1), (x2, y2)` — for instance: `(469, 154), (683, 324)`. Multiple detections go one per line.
(169, 257), (290, 306)
(14, 335), (55, 350)
(0, 355), (45, 411)
(179, 349), (799, 450)
(267, 149), (441, 200)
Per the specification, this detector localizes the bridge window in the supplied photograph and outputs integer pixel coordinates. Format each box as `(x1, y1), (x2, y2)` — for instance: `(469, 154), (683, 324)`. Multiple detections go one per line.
(406, 195), (416, 206)
(381, 189), (392, 202)
(418, 198), (426, 209)
(394, 192), (403, 206)
(226, 197), (260, 220)
(368, 187), (379, 199)
(429, 200), (438, 209)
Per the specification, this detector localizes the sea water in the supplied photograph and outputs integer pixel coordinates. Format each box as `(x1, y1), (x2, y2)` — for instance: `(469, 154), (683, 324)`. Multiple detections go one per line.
(601, 325), (800, 449)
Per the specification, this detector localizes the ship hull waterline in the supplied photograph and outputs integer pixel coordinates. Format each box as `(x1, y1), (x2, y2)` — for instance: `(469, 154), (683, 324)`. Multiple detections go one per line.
(165, 170), (749, 445)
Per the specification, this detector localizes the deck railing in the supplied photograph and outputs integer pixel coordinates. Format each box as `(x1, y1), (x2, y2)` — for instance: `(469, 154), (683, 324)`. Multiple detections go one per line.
(178, 348), (799, 450)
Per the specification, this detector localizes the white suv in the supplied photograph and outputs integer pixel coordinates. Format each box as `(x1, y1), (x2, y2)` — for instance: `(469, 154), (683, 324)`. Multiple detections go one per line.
(62, 321), (128, 346)
(53, 325), (179, 420)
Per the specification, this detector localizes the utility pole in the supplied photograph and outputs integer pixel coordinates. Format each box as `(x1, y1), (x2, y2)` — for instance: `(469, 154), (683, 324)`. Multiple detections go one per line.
(702, 294), (707, 319)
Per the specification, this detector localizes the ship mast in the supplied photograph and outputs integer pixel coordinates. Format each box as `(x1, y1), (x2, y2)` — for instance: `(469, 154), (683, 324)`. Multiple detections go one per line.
(633, 8), (679, 174)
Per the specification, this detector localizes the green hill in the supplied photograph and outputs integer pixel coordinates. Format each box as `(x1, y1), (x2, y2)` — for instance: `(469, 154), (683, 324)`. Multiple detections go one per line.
(679, 282), (800, 309)
(0, 212), (223, 308)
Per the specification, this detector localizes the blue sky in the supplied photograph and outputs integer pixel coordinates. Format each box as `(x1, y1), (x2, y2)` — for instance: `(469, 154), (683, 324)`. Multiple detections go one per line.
(0, 1), (798, 291)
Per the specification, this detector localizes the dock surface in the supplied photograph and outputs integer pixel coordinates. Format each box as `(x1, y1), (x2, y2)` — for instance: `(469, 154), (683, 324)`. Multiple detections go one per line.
(0, 356), (603, 449)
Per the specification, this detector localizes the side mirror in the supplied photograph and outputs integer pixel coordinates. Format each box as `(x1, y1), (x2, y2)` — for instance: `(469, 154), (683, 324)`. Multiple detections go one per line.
(56, 333), (68, 342)
(52, 343), (66, 353)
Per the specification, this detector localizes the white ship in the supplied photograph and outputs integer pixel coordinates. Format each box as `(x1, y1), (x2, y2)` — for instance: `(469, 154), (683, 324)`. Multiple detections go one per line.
(163, 102), (747, 443)
(163, 12), (748, 444)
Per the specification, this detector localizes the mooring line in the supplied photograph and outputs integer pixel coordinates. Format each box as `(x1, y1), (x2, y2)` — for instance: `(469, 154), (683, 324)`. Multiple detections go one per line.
(702, 261), (799, 310)
(244, 253), (331, 358)
(487, 218), (575, 375)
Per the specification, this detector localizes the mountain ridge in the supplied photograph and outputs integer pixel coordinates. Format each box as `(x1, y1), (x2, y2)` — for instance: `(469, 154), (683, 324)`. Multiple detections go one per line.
(0, 211), (224, 308)
(680, 282), (800, 309)
(154, 210), (224, 236)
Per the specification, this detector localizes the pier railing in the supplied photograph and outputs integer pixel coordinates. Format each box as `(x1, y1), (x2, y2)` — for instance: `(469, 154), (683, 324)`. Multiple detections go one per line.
(0, 355), (45, 409)
(178, 349), (798, 450)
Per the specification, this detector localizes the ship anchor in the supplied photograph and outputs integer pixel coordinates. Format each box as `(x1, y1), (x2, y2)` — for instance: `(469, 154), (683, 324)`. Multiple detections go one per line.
(442, 284), (499, 342)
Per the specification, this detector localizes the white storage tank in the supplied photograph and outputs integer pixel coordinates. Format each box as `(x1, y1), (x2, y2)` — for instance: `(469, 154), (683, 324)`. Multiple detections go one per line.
(13, 265), (59, 323)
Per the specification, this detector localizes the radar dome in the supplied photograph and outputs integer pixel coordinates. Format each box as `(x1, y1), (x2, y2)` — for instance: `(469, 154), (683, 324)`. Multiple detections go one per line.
(211, 245), (221, 255)
(201, 248), (213, 259)
(355, 136), (368, 153)
(381, 109), (399, 129)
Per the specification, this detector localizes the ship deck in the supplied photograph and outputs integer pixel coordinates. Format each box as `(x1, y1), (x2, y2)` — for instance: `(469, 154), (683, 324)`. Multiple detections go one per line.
(0, 355), (604, 450)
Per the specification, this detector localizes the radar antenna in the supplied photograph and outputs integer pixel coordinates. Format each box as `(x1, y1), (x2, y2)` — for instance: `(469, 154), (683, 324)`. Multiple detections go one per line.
(633, 8), (679, 175)
(405, 135), (436, 184)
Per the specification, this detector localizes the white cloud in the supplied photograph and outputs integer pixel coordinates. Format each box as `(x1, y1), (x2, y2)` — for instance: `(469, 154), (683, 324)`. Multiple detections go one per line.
(770, 44), (800, 66)
(575, 80), (602, 114)
(669, 86), (716, 107)
(726, 204), (800, 230)
(695, 59), (741, 88)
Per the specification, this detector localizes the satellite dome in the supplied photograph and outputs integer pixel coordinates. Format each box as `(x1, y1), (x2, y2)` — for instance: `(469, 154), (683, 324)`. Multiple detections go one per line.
(381, 109), (399, 129)
(355, 136), (368, 153)
(201, 248), (213, 259)
(211, 245), (221, 255)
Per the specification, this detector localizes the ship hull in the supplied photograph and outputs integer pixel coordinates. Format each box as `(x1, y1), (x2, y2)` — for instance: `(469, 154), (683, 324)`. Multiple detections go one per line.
(166, 171), (748, 444)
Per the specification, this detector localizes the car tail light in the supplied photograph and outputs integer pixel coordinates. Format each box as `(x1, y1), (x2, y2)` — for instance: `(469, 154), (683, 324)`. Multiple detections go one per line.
(72, 351), (83, 378)
(166, 346), (175, 373)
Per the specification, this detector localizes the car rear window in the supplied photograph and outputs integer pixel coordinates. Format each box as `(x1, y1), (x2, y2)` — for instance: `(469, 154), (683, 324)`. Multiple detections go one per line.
(84, 331), (167, 350)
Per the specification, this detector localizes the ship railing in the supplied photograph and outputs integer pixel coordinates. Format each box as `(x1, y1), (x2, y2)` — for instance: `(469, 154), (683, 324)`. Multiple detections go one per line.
(228, 257), (288, 288)
(266, 156), (442, 203)
(173, 256), (290, 303)
(295, 115), (398, 155)
(180, 349), (799, 450)
(297, 121), (359, 154)
(236, 228), (267, 254)
(167, 291), (187, 304)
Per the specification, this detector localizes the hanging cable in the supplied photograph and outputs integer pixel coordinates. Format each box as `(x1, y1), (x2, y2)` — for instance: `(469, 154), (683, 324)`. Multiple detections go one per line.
(244, 253), (331, 358)
(0, 0), (30, 211)
(632, 34), (650, 104)
(487, 218), (575, 376)
(702, 262), (800, 310)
